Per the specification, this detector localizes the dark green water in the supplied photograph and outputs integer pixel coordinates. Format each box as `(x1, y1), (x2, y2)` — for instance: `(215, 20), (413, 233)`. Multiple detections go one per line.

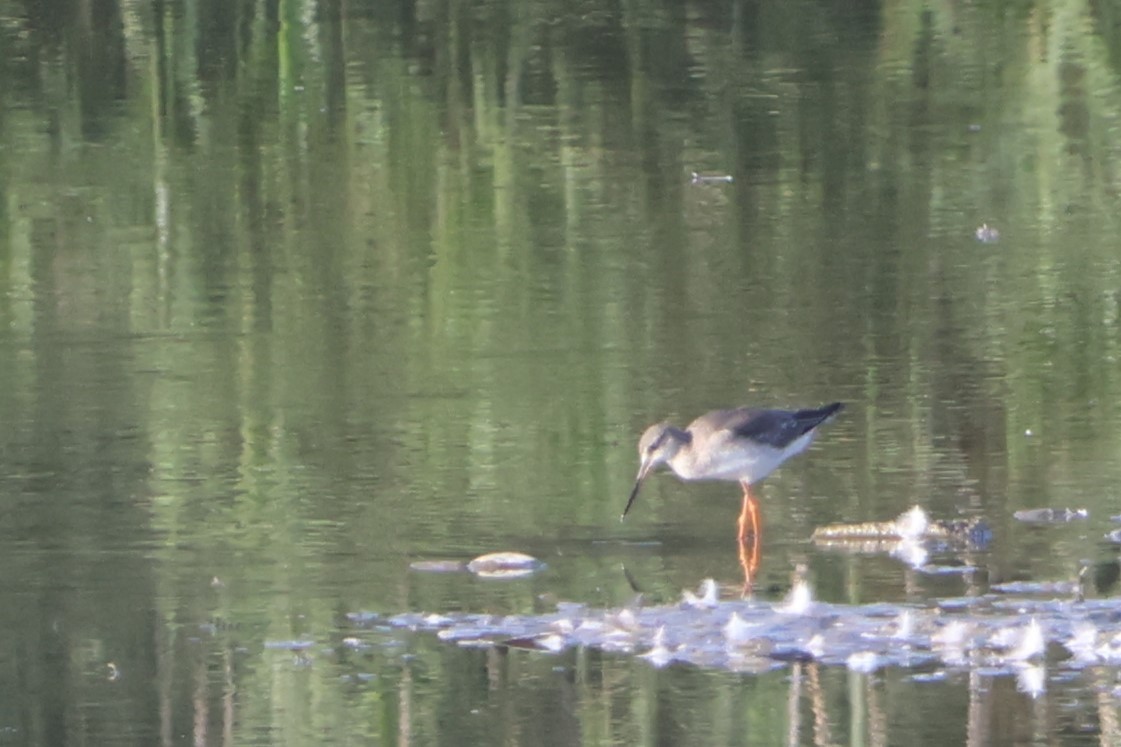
(2, 1), (1121, 744)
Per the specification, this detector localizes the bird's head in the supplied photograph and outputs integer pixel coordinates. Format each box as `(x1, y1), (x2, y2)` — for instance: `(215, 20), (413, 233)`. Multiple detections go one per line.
(621, 422), (689, 519)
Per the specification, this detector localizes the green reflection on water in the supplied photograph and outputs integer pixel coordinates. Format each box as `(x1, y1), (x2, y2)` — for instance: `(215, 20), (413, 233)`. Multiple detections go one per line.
(1, 0), (1121, 744)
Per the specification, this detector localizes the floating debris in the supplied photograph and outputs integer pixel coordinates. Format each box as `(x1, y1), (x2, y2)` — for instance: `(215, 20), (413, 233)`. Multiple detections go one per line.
(605, 608), (638, 633)
(1066, 623), (1100, 663)
(1016, 664), (1046, 698)
(466, 552), (544, 579)
(812, 506), (991, 549)
(777, 578), (817, 616)
(639, 627), (677, 668)
(1013, 508), (1088, 524)
(409, 554), (544, 577)
(723, 612), (756, 645)
(264, 640), (316, 651)
(1003, 618), (1045, 663)
(503, 632), (567, 653)
(990, 580), (1080, 597)
(890, 610), (915, 640)
(341, 637), (370, 650)
(846, 651), (881, 673)
(682, 579), (719, 609)
(374, 585), (1121, 676)
(690, 171), (734, 185)
(1066, 625), (1121, 664)
(975, 223), (1000, 243)
(423, 613), (453, 626)
(890, 539), (929, 569)
(931, 619), (974, 667)
(340, 672), (377, 684)
(345, 611), (381, 625)
(409, 560), (467, 573)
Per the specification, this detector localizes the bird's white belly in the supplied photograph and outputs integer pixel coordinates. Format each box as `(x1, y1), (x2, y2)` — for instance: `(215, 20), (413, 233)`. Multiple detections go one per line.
(673, 431), (815, 484)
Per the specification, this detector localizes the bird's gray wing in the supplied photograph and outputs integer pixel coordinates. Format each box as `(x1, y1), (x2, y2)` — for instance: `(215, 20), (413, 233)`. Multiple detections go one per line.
(730, 403), (843, 448)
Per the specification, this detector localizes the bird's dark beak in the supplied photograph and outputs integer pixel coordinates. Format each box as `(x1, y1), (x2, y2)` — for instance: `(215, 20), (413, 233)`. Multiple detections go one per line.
(621, 460), (653, 520)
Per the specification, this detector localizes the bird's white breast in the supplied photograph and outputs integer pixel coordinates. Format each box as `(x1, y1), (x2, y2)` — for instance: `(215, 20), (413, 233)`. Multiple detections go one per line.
(671, 430), (816, 484)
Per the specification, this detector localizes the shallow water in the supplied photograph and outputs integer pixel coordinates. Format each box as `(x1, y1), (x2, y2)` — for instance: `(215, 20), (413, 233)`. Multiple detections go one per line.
(4, 1), (1121, 745)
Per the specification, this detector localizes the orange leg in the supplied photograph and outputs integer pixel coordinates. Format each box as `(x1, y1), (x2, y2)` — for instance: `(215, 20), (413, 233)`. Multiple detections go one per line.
(737, 481), (762, 541)
(737, 480), (762, 594)
(738, 532), (760, 593)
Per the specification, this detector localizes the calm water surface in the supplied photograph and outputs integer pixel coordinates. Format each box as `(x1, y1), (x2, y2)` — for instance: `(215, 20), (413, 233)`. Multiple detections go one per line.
(2, 1), (1121, 744)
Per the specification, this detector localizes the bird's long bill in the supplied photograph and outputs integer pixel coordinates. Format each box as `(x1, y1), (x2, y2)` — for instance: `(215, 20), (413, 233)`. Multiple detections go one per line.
(621, 462), (652, 520)
(621, 479), (644, 520)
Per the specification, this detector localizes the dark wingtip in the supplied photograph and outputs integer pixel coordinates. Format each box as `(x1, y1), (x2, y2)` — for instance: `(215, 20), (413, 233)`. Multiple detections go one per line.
(806, 402), (843, 420)
(795, 401), (844, 424)
(792, 402), (844, 434)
